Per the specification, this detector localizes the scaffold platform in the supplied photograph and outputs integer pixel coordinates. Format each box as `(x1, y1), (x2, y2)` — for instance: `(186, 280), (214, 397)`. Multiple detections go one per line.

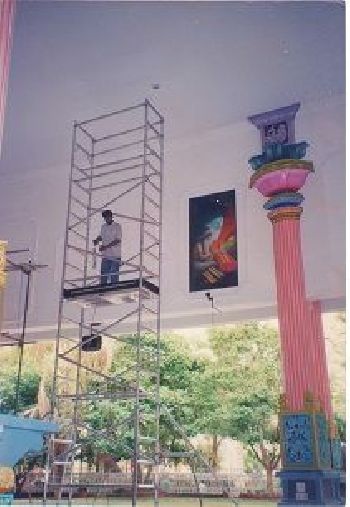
(63, 278), (159, 306)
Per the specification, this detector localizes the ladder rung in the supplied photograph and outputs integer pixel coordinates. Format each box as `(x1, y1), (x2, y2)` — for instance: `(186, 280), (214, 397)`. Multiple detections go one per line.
(139, 436), (156, 442)
(137, 459), (154, 465)
(138, 484), (155, 489)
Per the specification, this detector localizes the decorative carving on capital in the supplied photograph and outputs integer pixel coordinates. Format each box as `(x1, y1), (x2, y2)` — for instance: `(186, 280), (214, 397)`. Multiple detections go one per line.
(248, 103), (315, 216)
(249, 142), (309, 172)
(249, 160), (313, 200)
(248, 102), (300, 148)
(267, 206), (303, 224)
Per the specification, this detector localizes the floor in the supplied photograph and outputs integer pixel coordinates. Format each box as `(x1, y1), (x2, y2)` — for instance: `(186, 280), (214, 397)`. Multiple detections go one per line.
(13, 498), (277, 507)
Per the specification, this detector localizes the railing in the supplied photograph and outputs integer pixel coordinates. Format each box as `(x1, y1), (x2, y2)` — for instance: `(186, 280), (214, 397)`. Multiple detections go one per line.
(22, 470), (281, 497)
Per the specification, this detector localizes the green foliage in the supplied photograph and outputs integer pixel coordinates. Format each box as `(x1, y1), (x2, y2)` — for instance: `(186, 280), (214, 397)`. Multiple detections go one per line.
(80, 400), (134, 462)
(194, 323), (281, 441)
(79, 333), (207, 462)
(0, 369), (41, 413)
(335, 413), (346, 442)
(192, 323), (281, 483)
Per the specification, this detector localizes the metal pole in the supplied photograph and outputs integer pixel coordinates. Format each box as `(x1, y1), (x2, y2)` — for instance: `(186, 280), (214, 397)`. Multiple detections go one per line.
(50, 121), (79, 419)
(132, 100), (148, 507)
(78, 101), (145, 126)
(44, 122), (80, 503)
(153, 111), (164, 507)
(14, 263), (31, 414)
(69, 137), (95, 504)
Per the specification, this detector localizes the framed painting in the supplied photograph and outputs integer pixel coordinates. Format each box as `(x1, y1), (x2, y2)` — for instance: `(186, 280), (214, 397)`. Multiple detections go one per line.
(189, 190), (238, 292)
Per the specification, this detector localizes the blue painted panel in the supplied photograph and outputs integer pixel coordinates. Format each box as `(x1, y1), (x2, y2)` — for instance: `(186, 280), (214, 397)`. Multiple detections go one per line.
(315, 414), (331, 468)
(0, 414), (58, 466)
(282, 413), (314, 467)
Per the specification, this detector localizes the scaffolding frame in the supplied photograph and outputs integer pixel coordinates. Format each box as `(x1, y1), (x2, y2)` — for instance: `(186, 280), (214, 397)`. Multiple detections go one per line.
(44, 100), (227, 507)
(45, 100), (164, 506)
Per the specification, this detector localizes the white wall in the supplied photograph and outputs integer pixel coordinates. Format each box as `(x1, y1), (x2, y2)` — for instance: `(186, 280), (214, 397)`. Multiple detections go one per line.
(0, 1), (345, 339)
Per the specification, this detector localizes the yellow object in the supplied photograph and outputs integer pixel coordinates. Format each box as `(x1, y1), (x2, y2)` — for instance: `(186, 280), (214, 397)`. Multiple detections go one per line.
(0, 241), (7, 289)
(0, 241), (7, 335)
(0, 467), (14, 491)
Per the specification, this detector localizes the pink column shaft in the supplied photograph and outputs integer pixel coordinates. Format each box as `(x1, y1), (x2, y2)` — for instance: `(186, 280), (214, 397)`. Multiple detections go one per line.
(0, 0), (16, 153)
(271, 215), (313, 411)
(308, 300), (333, 419)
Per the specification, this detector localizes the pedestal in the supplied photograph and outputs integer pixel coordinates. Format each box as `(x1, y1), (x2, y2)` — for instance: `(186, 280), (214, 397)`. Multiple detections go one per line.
(277, 469), (343, 506)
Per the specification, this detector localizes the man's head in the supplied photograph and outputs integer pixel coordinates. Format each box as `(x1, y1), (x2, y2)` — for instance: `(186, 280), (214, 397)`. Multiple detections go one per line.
(102, 209), (113, 224)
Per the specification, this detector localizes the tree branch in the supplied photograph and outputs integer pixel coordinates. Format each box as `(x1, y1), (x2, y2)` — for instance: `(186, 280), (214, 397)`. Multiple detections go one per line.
(247, 442), (263, 466)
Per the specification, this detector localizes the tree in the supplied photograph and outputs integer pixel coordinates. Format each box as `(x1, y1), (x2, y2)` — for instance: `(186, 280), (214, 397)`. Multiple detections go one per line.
(0, 369), (41, 414)
(195, 323), (281, 493)
(80, 333), (207, 472)
(191, 364), (233, 469)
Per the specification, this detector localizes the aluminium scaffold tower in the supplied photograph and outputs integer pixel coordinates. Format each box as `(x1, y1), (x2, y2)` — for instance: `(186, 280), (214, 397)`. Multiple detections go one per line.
(45, 100), (164, 505)
(44, 100), (220, 507)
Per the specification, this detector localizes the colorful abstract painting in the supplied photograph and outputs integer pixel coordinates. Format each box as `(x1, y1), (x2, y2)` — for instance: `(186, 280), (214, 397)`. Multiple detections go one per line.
(189, 190), (238, 292)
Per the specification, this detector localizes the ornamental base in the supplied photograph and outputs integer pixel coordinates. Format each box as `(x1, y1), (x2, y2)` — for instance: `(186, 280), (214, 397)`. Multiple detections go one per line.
(277, 470), (345, 506)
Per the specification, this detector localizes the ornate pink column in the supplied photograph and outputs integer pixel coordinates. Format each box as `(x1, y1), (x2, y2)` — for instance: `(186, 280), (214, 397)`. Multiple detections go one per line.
(0, 0), (15, 333)
(247, 105), (334, 419)
(248, 102), (343, 507)
(0, 0), (16, 153)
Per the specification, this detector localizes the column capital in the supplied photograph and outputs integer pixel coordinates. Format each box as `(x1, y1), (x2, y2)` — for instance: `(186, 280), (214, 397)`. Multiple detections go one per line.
(267, 206), (303, 224)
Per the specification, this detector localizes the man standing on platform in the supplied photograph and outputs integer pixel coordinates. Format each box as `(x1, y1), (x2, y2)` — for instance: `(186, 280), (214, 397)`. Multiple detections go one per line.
(93, 210), (122, 285)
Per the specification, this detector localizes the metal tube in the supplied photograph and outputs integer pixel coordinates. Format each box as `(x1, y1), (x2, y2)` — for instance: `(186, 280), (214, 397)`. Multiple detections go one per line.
(106, 210), (159, 226)
(78, 153), (143, 174)
(95, 136), (149, 154)
(14, 266), (31, 414)
(75, 142), (91, 159)
(144, 211), (159, 225)
(69, 179), (144, 229)
(147, 161), (160, 175)
(91, 174), (144, 192)
(147, 145), (161, 161)
(146, 121), (161, 138)
(68, 228), (86, 241)
(71, 195), (88, 210)
(94, 124), (144, 144)
(44, 122), (79, 503)
(74, 162), (144, 183)
(73, 163), (90, 178)
(145, 194), (160, 209)
(50, 122), (78, 418)
(77, 123), (95, 141)
(57, 354), (113, 381)
(77, 101), (145, 126)
(132, 100), (149, 507)
(154, 114), (164, 507)
(145, 99), (164, 121)
(72, 138), (94, 449)
(145, 179), (160, 193)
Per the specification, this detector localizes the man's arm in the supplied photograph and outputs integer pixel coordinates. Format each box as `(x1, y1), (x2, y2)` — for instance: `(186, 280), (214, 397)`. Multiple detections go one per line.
(99, 238), (120, 251)
(93, 235), (102, 245)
